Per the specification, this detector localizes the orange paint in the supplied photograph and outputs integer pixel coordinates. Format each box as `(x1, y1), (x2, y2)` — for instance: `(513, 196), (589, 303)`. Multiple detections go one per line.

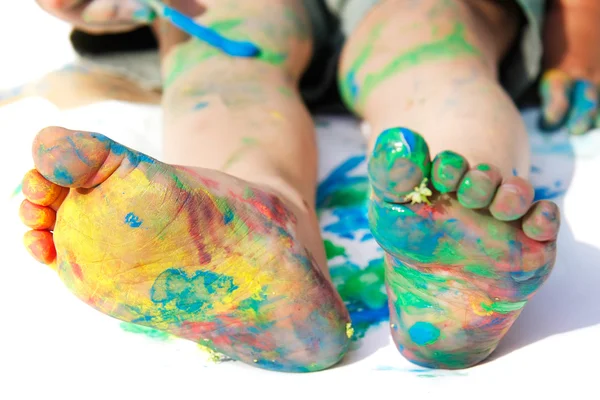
(22, 169), (62, 206)
(19, 200), (56, 230)
(23, 230), (56, 265)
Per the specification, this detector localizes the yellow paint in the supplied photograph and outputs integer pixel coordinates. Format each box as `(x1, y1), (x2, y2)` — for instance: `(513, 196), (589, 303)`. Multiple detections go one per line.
(198, 344), (227, 363)
(470, 296), (494, 317)
(53, 167), (289, 332)
(404, 177), (432, 205)
(270, 111), (284, 121)
(346, 322), (354, 338)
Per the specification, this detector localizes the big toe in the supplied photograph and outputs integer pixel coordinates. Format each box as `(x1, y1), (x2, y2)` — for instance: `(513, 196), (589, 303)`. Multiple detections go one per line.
(368, 127), (431, 203)
(32, 127), (155, 188)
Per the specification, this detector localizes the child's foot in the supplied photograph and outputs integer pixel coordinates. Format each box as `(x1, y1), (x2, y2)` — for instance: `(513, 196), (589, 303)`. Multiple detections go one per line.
(19, 127), (350, 372)
(540, 0), (600, 135)
(368, 128), (559, 369)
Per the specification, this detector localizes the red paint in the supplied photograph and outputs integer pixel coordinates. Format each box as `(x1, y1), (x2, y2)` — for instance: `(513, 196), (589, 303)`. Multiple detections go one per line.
(71, 262), (84, 280)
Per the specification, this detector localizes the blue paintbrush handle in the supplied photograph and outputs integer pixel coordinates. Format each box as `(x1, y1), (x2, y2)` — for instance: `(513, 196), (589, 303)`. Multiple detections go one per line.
(142, 0), (261, 58)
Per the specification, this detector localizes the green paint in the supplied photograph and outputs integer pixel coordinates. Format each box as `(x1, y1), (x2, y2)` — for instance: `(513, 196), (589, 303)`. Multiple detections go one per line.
(429, 350), (475, 369)
(120, 322), (171, 341)
(324, 239), (347, 260)
(256, 49), (287, 65)
(464, 264), (496, 278)
(337, 260), (387, 310)
(395, 290), (435, 309)
(11, 182), (22, 199)
(164, 18), (287, 87)
(320, 184), (370, 209)
(432, 150), (467, 193)
(369, 128), (431, 199)
(481, 300), (527, 314)
(131, 7), (156, 23)
(222, 137), (259, 171)
(342, 22), (480, 108)
(277, 86), (294, 98)
(476, 164), (491, 172)
(457, 175), (493, 208)
(339, 24), (383, 108)
(331, 259), (388, 339)
(283, 5), (311, 40)
(208, 19), (244, 31)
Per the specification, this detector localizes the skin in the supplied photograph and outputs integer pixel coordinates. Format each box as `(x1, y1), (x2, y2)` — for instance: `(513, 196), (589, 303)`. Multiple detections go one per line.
(366, 129), (559, 369)
(339, 0), (560, 368)
(19, 0), (351, 372)
(13, 0), (571, 370)
(541, 0), (600, 135)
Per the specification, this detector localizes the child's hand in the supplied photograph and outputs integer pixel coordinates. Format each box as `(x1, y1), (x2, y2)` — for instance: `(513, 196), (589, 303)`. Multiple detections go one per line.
(540, 0), (600, 135)
(36, 0), (156, 34)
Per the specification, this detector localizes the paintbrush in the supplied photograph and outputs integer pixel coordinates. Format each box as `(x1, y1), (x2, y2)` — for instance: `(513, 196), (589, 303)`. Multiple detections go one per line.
(138, 0), (261, 57)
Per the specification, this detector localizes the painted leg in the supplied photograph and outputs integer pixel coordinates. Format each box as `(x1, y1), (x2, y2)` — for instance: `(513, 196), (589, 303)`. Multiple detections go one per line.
(540, 0), (600, 135)
(339, 0), (560, 368)
(19, 0), (350, 372)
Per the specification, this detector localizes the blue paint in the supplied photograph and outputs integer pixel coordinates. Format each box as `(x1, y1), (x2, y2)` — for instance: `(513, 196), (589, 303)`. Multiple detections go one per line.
(534, 186), (566, 201)
(512, 168), (518, 176)
(349, 306), (389, 324)
(131, 6), (156, 22)
(88, 132), (156, 167)
(11, 182), (23, 198)
(124, 212), (143, 228)
(150, 268), (238, 313)
(360, 232), (374, 242)
(67, 136), (93, 167)
(194, 102), (209, 110)
(144, 0), (260, 58)
(567, 80), (597, 133)
(323, 206), (370, 240)
(530, 165), (542, 173)
(408, 321), (440, 346)
(345, 71), (359, 102)
(53, 166), (74, 185)
(316, 155), (367, 208)
(397, 127), (417, 151)
(222, 207), (234, 225)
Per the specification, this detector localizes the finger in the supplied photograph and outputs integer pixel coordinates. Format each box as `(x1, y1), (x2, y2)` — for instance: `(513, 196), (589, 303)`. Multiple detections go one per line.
(539, 69), (572, 131)
(566, 80), (598, 135)
(36, 0), (151, 34)
(82, 0), (156, 24)
(37, 0), (85, 10)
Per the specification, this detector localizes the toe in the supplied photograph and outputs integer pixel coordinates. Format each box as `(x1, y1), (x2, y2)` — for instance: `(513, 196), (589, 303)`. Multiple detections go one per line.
(23, 230), (57, 265)
(368, 127), (431, 203)
(489, 176), (535, 221)
(22, 169), (65, 207)
(539, 69), (572, 130)
(522, 200), (560, 241)
(566, 80), (598, 135)
(456, 164), (502, 209)
(19, 200), (56, 230)
(33, 126), (157, 188)
(431, 151), (468, 194)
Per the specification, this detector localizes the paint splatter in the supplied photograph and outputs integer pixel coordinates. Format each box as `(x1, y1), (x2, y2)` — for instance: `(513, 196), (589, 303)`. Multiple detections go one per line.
(318, 155), (389, 339)
(408, 322), (440, 346)
(194, 102), (209, 110)
(221, 137), (259, 171)
(124, 212), (143, 228)
(120, 322), (171, 341)
(11, 183), (23, 199)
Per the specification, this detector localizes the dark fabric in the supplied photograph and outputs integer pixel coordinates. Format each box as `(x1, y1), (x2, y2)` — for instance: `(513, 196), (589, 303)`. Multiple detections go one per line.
(70, 26), (158, 55)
